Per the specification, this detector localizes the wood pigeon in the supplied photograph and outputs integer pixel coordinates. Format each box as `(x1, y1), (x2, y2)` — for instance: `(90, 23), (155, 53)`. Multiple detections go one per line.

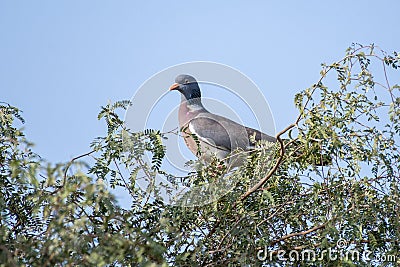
(169, 74), (277, 167)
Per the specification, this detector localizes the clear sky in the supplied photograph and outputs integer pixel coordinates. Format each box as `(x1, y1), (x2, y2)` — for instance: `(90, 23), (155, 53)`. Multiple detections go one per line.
(1, 1), (399, 167)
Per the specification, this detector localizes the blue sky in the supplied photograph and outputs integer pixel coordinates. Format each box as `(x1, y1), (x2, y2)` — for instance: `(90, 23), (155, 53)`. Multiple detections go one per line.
(1, 0), (399, 165)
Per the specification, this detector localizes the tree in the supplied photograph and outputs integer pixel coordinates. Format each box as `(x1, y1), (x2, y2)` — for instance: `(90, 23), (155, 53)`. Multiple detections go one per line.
(1, 44), (399, 266)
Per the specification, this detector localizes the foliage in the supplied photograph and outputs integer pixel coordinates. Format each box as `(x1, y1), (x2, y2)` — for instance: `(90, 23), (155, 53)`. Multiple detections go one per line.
(1, 44), (399, 266)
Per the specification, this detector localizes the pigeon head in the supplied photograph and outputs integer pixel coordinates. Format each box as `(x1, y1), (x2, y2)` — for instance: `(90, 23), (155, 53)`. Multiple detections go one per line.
(169, 74), (202, 102)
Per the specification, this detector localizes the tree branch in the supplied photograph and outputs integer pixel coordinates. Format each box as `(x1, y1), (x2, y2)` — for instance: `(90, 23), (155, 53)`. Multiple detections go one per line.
(240, 123), (295, 201)
(270, 223), (326, 246)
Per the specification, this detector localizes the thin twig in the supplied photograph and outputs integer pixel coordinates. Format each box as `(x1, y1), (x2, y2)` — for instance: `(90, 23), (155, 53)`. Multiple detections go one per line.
(113, 158), (135, 197)
(240, 123), (295, 201)
(270, 223), (326, 246)
(51, 150), (96, 195)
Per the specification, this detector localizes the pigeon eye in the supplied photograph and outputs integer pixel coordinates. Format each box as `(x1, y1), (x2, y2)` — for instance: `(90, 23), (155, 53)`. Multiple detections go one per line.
(185, 79), (189, 84)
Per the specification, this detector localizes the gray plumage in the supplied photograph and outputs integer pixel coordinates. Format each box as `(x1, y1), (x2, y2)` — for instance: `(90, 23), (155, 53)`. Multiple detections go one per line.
(169, 74), (276, 166)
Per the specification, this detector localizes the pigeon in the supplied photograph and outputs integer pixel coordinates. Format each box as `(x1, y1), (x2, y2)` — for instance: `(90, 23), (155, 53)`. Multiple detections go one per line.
(169, 74), (276, 167)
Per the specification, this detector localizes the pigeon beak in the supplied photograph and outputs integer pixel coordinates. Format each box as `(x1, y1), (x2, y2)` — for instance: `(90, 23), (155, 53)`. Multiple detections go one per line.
(169, 83), (180, 91)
